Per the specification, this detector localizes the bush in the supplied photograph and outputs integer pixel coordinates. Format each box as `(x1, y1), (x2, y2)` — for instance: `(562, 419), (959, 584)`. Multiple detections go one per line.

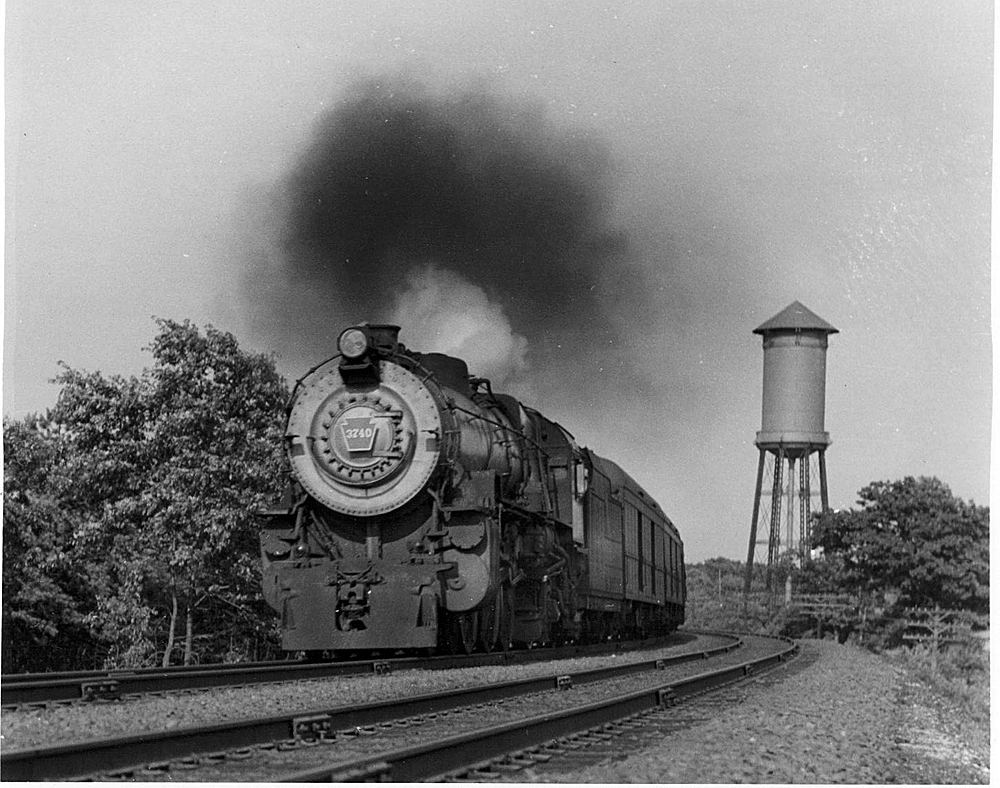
(887, 639), (989, 722)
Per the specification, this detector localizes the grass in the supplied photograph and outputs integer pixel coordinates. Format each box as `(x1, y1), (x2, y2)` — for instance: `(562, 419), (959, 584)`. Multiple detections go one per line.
(887, 640), (990, 724)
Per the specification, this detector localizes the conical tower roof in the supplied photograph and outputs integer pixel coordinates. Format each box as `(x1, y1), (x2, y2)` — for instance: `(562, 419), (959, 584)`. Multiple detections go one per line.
(753, 301), (838, 335)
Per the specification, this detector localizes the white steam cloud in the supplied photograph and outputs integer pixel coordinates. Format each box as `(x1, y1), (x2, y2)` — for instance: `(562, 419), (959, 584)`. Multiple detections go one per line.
(390, 266), (530, 395)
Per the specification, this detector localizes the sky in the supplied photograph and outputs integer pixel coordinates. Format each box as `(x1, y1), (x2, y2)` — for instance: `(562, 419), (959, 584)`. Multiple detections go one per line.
(4, 1), (993, 562)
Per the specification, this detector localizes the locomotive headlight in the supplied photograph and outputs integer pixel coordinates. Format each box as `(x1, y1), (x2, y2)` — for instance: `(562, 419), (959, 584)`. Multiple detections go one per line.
(338, 327), (369, 360)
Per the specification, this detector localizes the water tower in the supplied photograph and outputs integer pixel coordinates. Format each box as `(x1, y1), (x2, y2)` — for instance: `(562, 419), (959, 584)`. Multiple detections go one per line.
(743, 301), (838, 594)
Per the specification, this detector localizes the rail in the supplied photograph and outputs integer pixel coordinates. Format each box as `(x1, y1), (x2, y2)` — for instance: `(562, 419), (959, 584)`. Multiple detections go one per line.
(2, 635), (742, 781)
(283, 635), (796, 782)
(1, 632), (697, 708)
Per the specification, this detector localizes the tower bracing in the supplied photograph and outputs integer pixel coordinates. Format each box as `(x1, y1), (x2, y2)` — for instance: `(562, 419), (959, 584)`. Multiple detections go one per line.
(744, 444), (830, 591)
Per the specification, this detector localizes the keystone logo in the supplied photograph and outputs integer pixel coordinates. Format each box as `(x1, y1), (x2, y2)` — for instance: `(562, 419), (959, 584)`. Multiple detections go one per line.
(340, 417), (379, 453)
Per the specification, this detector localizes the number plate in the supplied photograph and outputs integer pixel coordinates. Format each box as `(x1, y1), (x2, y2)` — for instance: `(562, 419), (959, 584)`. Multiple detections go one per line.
(340, 417), (379, 452)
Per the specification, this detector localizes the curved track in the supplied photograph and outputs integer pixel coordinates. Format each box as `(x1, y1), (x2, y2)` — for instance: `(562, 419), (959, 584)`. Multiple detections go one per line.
(1, 633), (692, 708)
(1, 633), (791, 781)
(283, 634), (797, 783)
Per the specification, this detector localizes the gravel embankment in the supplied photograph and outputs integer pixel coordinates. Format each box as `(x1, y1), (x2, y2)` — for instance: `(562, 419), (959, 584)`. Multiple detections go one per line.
(521, 639), (990, 784)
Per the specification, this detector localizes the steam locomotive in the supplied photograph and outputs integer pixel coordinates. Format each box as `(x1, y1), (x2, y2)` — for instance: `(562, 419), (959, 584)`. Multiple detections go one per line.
(259, 324), (685, 655)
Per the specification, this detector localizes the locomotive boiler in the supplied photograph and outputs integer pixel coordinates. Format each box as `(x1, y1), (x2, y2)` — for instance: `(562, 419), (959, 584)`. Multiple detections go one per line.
(259, 323), (685, 655)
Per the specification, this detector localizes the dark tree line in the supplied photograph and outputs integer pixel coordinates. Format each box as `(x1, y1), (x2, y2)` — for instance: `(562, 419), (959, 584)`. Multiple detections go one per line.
(3, 320), (290, 671)
(686, 476), (988, 638)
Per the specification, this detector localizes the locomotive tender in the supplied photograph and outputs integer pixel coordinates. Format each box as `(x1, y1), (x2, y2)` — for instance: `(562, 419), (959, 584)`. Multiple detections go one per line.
(260, 324), (685, 654)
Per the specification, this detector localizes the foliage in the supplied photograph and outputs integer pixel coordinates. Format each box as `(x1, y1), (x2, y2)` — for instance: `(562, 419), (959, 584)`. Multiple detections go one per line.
(682, 477), (989, 709)
(684, 475), (988, 691)
(683, 558), (784, 634)
(810, 476), (988, 614)
(887, 640), (990, 724)
(684, 557), (740, 626)
(792, 552), (850, 596)
(3, 319), (290, 671)
(2, 417), (104, 670)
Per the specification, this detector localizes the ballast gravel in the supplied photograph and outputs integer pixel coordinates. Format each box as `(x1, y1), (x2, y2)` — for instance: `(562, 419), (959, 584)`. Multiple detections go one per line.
(3, 637), (987, 784)
(0, 634), (730, 751)
(518, 639), (990, 784)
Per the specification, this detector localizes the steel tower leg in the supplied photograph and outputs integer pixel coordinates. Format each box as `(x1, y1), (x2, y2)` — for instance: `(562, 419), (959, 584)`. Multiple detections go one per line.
(799, 453), (810, 558)
(785, 456), (796, 556)
(744, 448), (767, 598)
(818, 449), (830, 513)
(766, 445), (785, 590)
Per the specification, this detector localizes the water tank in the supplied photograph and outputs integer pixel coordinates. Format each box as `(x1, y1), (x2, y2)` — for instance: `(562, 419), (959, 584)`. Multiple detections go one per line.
(754, 301), (838, 450)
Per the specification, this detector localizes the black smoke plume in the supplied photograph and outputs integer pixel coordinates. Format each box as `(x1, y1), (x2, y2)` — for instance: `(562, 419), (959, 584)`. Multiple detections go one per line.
(248, 78), (660, 410)
(270, 78), (648, 362)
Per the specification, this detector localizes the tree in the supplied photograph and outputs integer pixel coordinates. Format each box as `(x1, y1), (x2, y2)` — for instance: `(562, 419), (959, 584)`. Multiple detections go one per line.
(810, 476), (988, 614)
(137, 319), (289, 665)
(793, 550), (850, 596)
(684, 557), (783, 632)
(2, 416), (102, 671)
(45, 319), (289, 667)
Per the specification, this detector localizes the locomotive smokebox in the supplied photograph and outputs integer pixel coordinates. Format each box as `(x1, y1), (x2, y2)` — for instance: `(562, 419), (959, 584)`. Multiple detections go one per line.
(753, 301), (838, 454)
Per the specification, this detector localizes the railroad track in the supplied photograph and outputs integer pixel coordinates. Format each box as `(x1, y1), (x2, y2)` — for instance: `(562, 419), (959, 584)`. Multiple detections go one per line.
(1, 634), (796, 781)
(281, 635), (797, 783)
(0, 633), (688, 708)
(1, 655), (408, 708)
(2, 658), (307, 707)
